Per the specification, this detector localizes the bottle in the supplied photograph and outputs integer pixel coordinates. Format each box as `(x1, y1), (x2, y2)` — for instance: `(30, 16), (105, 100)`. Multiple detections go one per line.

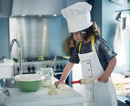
(42, 67), (54, 87)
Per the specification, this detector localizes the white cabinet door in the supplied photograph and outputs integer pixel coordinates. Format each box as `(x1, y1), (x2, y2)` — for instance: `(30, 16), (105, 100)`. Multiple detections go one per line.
(0, 59), (14, 79)
(0, 66), (13, 79)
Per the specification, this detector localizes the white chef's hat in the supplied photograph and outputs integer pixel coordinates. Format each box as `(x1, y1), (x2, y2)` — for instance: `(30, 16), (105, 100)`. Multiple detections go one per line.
(61, 2), (93, 33)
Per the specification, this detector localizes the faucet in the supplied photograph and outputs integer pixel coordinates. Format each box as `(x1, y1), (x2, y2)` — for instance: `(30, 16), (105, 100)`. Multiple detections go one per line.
(10, 39), (22, 75)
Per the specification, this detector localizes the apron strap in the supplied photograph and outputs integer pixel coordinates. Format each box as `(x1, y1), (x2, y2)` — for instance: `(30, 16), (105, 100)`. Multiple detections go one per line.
(79, 42), (82, 53)
(79, 36), (96, 53)
(91, 36), (96, 52)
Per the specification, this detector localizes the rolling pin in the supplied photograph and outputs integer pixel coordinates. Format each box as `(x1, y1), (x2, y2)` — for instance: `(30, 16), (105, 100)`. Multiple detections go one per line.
(71, 78), (101, 84)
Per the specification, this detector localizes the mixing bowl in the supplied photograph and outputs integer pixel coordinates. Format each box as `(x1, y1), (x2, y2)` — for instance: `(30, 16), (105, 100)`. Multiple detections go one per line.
(15, 74), (44, 92)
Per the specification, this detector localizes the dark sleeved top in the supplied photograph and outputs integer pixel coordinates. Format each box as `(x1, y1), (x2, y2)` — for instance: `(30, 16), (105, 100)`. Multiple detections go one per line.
(69, 36), (117, 71)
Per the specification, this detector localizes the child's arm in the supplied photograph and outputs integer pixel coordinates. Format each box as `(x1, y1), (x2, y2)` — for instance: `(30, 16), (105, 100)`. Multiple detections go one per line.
(100, 57), (117, 83)
(54, 61), (74, 87)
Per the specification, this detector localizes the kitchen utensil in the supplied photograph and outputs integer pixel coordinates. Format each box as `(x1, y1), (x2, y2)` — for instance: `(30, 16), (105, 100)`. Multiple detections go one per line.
(15, 74), (44, 92)
(11, 71), (15, 84)
(64, 34), (76, 56)
(71, 78), (101, 84)
(51, 54), (57, 67)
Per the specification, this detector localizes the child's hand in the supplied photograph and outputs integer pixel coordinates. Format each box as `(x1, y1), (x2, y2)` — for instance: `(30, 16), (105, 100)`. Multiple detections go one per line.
(54, 80), (65, 88)
(100, 72), (109, 83)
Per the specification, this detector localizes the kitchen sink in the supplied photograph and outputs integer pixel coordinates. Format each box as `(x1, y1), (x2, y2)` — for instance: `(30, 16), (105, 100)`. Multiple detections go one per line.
(0, 78), (17, 88)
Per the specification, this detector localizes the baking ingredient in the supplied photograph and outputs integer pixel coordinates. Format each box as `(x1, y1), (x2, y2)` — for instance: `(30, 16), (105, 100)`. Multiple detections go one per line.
(57, 84), (66, 89)
(49, 85), (56, 89)
(48, 89), (58, 95)
(48, 85), (57, 95)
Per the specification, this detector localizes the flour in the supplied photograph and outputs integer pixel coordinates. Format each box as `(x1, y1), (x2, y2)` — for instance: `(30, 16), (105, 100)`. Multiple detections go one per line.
(48, 89), (58, 95)
(48, 84), (73, 95)
(48, 85), (57, 95)
(57, 84), (66, 89)
(49, 85), (56, 89)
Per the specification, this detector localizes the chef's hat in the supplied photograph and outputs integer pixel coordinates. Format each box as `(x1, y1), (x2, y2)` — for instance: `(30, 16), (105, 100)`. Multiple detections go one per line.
(61, 2), (93, 33)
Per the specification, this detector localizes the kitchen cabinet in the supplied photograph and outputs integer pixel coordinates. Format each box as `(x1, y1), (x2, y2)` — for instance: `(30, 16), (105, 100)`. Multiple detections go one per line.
(0, 0), (12, 17)
(0, 59), (14, 79)
(6, 86), (85, 106)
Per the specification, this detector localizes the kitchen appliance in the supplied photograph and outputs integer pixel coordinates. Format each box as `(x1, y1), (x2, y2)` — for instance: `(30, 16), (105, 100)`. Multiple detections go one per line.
(12, 56), (72, 87)
(11, 0), (66, 16)
(11, 0), (86, 17)
(13, 56), (68, 74)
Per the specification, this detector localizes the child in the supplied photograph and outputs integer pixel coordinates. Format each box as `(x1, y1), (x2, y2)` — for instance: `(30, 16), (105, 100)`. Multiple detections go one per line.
(55, 2), (117, 106)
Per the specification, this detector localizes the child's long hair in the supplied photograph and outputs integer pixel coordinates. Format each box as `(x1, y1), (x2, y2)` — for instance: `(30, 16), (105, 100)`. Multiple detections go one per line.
(79, 22), (100, 41)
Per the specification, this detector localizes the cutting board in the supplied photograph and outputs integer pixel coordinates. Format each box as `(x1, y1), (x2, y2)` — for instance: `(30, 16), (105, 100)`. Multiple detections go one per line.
(64, 34), (77, 56)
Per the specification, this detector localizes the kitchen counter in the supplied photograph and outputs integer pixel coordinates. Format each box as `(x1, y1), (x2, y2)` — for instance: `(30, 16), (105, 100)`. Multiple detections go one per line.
(1, 59), (85, 106)
(6, 86), (85, 106)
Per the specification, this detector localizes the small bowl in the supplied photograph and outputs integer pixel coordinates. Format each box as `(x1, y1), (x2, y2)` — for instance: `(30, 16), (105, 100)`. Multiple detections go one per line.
(15, 74), (44, 92)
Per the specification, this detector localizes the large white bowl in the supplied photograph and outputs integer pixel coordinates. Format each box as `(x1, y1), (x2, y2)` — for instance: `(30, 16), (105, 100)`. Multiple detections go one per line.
(15, 74), (44, 92)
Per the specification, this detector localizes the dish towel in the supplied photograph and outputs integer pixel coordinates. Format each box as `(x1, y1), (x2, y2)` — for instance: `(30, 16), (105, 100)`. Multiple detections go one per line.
(124, 13), (130, 30)
(113, 19), (123, 54)
(0, 87), (10, 106)
(0, 90), (7, 106)
(113, 18), (126, 66)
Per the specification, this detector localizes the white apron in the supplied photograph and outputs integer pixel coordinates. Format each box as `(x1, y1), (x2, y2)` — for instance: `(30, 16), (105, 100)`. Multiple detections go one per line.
(78, 36), (117, 106)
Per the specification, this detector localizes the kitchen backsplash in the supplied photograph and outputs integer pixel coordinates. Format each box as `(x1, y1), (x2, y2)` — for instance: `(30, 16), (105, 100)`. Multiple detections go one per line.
(9, 16), (70, 58)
